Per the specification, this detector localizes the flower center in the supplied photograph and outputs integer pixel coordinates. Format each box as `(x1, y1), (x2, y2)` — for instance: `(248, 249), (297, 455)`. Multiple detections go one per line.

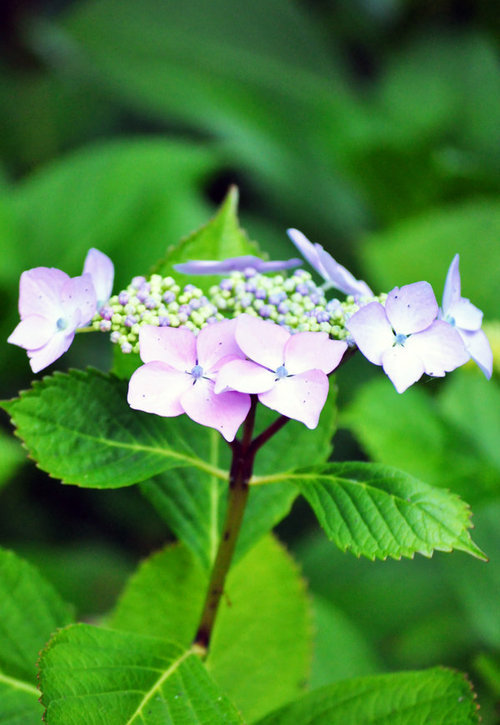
(190, 364), (204, 380)
(56, 317), (68, 331)
(446, 314), (456, 326)
(394, 333), (407, 346)
(275, 364), (289, 379)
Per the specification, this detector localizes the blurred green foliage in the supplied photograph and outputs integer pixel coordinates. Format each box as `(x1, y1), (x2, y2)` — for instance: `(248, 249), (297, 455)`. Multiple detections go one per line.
(0, 0), (499, 721)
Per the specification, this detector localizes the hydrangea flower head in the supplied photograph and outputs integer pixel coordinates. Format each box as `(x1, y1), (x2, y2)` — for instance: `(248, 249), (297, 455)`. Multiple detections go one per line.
(287, 228), (373, 298)
(8, 267), (96, 373)
(346, 281), (469, 393)
(215, 314), (347, 428)
(83, 248), (114, 310)
(127, 319), (251, 441)
(440, 254), (492, 379)
(174, 255), (301, 276)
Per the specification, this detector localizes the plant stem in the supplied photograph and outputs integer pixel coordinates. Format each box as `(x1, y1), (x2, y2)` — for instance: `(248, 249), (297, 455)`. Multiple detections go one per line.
(193, 397), (257, 652)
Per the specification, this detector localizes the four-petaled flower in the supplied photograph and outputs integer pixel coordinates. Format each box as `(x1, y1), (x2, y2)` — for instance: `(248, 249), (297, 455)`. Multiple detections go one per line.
(8, 267), (97, 373)
(174, 255), (301, 276)
(127, 320), (251, 441)
(346, 281), (469, 393)
(440, 254), (492, 379)
(287, 228), (373, 298)
(214, 314), (347, 428)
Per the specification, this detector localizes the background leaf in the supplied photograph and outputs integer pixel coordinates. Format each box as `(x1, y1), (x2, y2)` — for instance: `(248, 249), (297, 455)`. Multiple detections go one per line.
(110, 535), (312, 722)
(256, 667), (479, 724)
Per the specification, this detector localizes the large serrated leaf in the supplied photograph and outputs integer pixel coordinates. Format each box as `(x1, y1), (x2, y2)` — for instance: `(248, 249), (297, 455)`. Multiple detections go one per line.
(256, 667), (479, 724)
(1, 368), (225, 489)
(38, 624), (243, 724)
(0, 548), (74, 724)
(261, 462), (484, 561)
(110, 535), (312, 722)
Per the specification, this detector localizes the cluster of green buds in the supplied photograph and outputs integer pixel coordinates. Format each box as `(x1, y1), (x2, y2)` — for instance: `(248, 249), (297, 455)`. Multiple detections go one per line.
(92, 267), (386, 353)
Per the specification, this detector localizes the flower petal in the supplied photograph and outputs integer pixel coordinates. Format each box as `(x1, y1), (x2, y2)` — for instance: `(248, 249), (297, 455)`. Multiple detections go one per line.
(381, 346), (425, 394)
(8, 315), (54, 350)
(442, 254), (461, 313)
(127, 362), (190, 416)
(196, 319), (244, 373)
(287, 229), (327, 279)
(174, 256), (301, 275)
(27, 332), (75, 373)
(385, 282), (438, 335)
(83, 248), (114, 308)
(406, 320), (469, 376)
(138, 325), (196, 369)
(258, 370), (329, 429)
(459, 328), (493, 379)
(60, 274), (97, 327)
(315, 247), (373, 298)
(284, 332), (347, 375)
(180, 377), (250, 442)
(446, 298), (483, 331)
(18, 267), (69, 320)
(346, 302), (394, 364)
(214, 359), (276, 394)
(235, 314), (289, 370)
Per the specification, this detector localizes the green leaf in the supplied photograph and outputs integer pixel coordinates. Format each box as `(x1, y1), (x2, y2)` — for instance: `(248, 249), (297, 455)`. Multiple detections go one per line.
(1, 368), (227, 489)
(153, 185), (260, 288)
(276, 462), (485, 560)
(110, 535), (312, 722)
(361, 200), (500, 319)
(0, 430), (24, 491)
(0, 548), (74, 724)
(256, 667), (479, 724)
(39, 624), (243, 724)
(11, 138), (217, 288)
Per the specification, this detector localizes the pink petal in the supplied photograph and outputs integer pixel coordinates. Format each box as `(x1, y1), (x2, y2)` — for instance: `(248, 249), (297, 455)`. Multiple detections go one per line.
(346, 302), (394, 364)
(180, 377), (250, 442)
(196, 319), (244, 373)
(61, 274), (97, 327)
(83, 248), (114, 307)
(381, 345), (425, 394)
(18, 267), (69, 320)
(315, 247), (374, 298)
(258, 370), (329, 429)
(406, 320), (469, 377)
(127, 362), (191, 416)
(442, 254), (461, 313)
(385, 282), (438, 335)
(284, 332), (347, 375)
(447, 298), (483, 331)
(459, 328), (492, 379)
(235, 314), (289, 370)
(214, 359), (276, 394)
(8, 315), (54, 350)
(27, 332), (75, 373)
(138, 325), (196, 369)
(287, 229), (327, 279)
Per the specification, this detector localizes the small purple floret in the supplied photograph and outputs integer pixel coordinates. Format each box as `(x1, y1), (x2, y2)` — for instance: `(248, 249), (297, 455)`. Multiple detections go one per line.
(118, 292), (129, 306)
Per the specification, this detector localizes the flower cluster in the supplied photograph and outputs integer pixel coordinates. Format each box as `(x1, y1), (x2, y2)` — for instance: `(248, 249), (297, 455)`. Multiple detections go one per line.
(128, 315), (347, 440)
(8, 249), (113, 373)
(92, 275), (222, 354)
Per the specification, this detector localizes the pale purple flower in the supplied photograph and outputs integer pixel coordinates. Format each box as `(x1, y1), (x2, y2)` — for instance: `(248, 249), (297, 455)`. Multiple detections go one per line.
(440, 254), (492, 379)
(174, 255), (301, 276)
(127, 320), (250, 441)
(346, 281), (469, 393)
(214, 314), (347, 429)
(8, 268), (96, 373)
(287, 228), (373, 298)
(82, 248), (114, 310)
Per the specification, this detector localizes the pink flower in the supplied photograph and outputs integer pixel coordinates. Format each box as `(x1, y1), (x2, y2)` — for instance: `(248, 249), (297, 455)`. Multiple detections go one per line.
(8, 268), (96, 373)
(127, 320), (251, 441)
(214, 314), (347, 428)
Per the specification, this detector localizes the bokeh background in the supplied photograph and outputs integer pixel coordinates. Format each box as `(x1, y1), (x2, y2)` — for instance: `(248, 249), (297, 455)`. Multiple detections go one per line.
(1, 0), (499, 720)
